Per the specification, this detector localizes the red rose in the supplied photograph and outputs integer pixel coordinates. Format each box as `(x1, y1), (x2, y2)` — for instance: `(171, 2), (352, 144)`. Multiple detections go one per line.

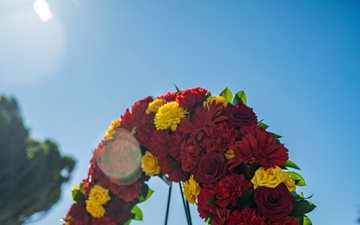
(215, 174), (252, 208)
(228, 126), (288, 170)
(67, 202), (90, 225)
(194, 151), (227, 184)
(109, 181), (142, 202)
(254, 184), (296, 222)
(106, 197), (130, 223)
(176, 87), (208, 109)
(223, 102), (257, 129)
(197, 183), (217, 218)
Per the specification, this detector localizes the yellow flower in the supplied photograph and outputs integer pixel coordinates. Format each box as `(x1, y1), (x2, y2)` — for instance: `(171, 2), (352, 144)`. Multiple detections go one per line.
(251, 166), (296, 192)
(182, 176), (200, 204)
(85, 200), (106, 218)
(283, 173), (297, 192)
(146, 99), (164, 114)
(141, 151), (160, 176)
(225, 149), (234, 160)
(154, 101), (186, 131)
(88, 184), (110, 205)
(72, 185), (80, 191)
(105, 119), (121, 139)
(205, 96), (228, 107)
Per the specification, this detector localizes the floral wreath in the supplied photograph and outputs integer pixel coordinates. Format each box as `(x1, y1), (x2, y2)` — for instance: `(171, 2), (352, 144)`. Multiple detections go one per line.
(63, 87), (315, 225)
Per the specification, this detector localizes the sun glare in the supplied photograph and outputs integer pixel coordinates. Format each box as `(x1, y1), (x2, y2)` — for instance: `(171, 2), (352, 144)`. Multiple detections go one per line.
(33, 0), (53, 22)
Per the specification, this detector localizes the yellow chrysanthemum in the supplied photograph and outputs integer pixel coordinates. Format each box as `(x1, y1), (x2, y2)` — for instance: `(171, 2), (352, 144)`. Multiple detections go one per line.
(205, 96), (228, 107)
(141, 151), (161, 176)
(154, 101), (186, 131)
(88, 184), (110, 205)
(146, 98), (164, 114)
(225, 149), (235, 160)
(182, 176), (200, 204)
(251, 166), (296, 192)
(85, 200), (106, 218)
(105, 119), (121, 139)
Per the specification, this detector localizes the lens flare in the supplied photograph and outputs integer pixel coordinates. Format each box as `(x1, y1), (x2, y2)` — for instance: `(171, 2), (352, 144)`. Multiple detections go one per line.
(33, 0), (53, 22)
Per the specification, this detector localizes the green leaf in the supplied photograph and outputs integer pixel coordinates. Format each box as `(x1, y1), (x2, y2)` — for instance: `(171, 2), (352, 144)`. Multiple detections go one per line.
(130, 205), (143, 221)
(206, 196), (217, 207)
(72, 189), (85, 202)
(290, 200), (316, 216)
(173, 84), (181, 92)
(236, 189), (256, 209)
(303, 215), (313, 225)
(123, 218), (131, 225)
(257, 120), (269, 129)
(233, 90), (247, 105)
(287, 171), (306, 186)
(138, 187), (154, 203)
(285, 160), (301, 170)
(219, 87), (233, 103)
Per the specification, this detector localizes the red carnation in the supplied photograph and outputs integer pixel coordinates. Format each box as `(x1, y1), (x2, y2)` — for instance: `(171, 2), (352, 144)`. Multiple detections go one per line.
(254, 184), (296, 222)
(223, 102), (257, 129)
(179, 138), (203, 173)
(157, 91), (178, 102)
(273, 216), (300, 225)
(215, 174), (253, 208)
(109, 180), (142, 202)
(212, 208), (231, 225)
(148, 129), (171, 159)
(197, 183), (217, 218)
(228, 126), (288, 170)
(194, 151), (227, 184)
(158, 155), (190, 182)
(134, 121), (155, 149)
(106, 197), (130, 223)
(91, 216), (117, 225)
(229, 207), (269, 225)
(200, 121), (237, 153)
(176, 87), (208, 109)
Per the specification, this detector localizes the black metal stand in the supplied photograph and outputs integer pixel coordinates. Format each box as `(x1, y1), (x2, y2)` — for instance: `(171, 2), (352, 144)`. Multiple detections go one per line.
(164, 182), (192, 225)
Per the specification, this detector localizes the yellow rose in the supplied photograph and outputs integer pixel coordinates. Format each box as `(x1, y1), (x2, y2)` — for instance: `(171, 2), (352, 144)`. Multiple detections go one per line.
(182, 176), (200, 204)
(146, 98), (164, 114)
(283, 173), (296, 192)
(205, 96), (228, 107)
(88, 184), (110, 205)
(251, 166), (296, 192)
(141, 151), (160, 176)
(85, 200), (105, 218)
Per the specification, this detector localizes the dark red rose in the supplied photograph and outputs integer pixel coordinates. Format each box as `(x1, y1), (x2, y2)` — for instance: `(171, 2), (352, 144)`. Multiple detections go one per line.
(197, 183), (217, 218)
(106, 197), (130, 223)
(109, 181), (142, 202)
(67, 202), (90, 225)
(120, 97), (153, 132)
(157, 91), (178, 102)
(229, 207), (269, 225)
(254, 183), (296, 222)
(223, 102), (257, 129)
(176, 87), (208, 109)
(194, 151), (227, 184)
(215, 174), (253, 208)
(91, 216), (117, 225)
(228, 126), (288, 170)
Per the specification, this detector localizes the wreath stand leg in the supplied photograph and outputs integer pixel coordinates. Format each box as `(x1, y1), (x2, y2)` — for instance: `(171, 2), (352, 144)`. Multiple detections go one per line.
(163, 182), (192, 225)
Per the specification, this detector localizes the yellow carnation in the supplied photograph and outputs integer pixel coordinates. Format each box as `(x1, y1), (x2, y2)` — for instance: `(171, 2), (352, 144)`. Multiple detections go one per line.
(141, 151), (160, 176)
(88, 184), (110, 205)
(182, 176), (200, 204)
(146, 99), (164, 114)
(154, 101), (186, 131)
(105, 119), (121, 139)
(205, 96), (228, 107)
(251, 166), (296, 192)
(85, 200), (106, 218)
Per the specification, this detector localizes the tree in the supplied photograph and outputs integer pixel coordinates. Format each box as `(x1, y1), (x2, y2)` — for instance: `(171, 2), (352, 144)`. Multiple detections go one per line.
(0, 95), (76, 225)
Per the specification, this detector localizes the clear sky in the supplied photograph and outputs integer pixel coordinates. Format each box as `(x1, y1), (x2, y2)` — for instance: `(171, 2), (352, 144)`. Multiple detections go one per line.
(1, 1), (360, 225)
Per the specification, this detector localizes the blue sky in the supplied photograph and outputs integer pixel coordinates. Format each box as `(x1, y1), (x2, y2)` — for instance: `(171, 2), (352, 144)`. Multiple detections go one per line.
(1, 1), (360, 225)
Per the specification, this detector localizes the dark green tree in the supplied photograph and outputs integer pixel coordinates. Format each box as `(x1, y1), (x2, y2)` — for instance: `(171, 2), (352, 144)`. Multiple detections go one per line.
(0, 95), (76, 225)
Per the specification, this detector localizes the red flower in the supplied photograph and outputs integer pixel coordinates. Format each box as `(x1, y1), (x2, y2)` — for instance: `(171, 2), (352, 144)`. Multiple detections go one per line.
(212, 208), (231, 225)
(120, 97), (153, 132)
(229, 207), (269, 225)
(254, 184), (296, 222)
(215, 174), (253, 208)
(228, 126), (288, 170)
(197, 183), (217, 218)
(176, 87), (208, 109)
(273, 216), (300, 225)
(200, 121), (237, 153)
(158, 155), (190, 182)
(223, 102), (258, 129)
(157, 91), (178, 102)
(179, 138), (203, 173)
(106, 197), (130, 223)
(109, 181), (142, 202)
(67, 202), (90, 225)
(134, 119), (155, 149)
(148, 130), (170, 159)
(194, 151), (227, 184)
(91, 216), (117, 225)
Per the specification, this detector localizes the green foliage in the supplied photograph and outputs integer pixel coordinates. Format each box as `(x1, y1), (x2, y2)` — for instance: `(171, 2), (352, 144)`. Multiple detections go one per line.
(0, 95), (76, 225)
(287, 171), (306, 186)
(130, 205), (143, 221)
(219, 86), (233, 103)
